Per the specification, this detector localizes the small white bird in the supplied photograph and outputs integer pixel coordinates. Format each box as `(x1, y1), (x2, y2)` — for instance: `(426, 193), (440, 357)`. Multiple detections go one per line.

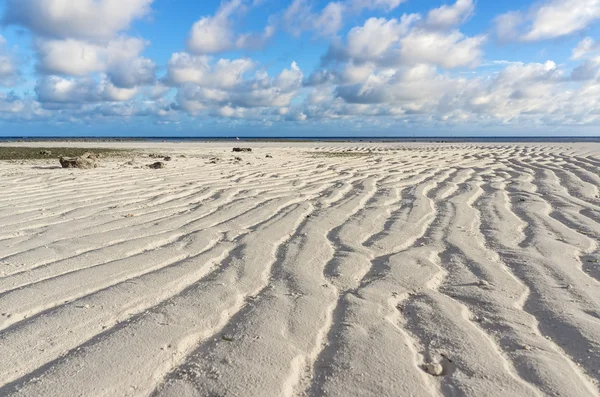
(236, 137), (240, 141)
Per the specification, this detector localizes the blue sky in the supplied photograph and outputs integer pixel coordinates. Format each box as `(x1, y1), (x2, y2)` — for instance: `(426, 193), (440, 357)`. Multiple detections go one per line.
(1, 0), (600, 137)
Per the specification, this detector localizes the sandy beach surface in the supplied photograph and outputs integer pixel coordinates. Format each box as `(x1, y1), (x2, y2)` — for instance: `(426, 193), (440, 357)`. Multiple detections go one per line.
(0, 141), (599, 397)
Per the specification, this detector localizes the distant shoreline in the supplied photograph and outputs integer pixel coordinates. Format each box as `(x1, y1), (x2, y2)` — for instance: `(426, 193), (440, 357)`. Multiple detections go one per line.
(1, 136), (599, 143)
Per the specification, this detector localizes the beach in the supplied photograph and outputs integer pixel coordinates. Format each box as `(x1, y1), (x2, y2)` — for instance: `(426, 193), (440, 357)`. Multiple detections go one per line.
(0, 141), (599, 397)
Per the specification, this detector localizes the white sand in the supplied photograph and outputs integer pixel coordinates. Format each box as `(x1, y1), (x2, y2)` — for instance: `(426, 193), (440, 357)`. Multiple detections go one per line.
(0, 141), (599, 397)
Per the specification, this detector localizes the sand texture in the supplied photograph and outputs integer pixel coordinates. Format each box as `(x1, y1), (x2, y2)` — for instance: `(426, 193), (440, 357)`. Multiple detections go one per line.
(0, 142), (599, 397)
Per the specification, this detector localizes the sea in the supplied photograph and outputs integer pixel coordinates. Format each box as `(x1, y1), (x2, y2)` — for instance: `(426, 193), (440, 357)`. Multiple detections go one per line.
(1, 136), (599, 143)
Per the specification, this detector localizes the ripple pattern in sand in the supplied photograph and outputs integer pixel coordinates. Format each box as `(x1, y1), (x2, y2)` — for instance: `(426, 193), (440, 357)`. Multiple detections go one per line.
(0, 143), (599, 397)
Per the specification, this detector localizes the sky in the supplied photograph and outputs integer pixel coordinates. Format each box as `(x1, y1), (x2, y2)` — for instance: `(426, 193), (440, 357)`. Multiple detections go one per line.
(1, 0), (600, 137)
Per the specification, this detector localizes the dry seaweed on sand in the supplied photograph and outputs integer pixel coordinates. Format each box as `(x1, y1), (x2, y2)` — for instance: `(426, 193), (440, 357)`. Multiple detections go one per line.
(0, 147), (130, 161)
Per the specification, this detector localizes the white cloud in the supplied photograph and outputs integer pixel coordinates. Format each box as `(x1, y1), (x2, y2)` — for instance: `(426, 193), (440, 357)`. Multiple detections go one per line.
(187, 0), (274, 54)
(342, 62), (377, 84)
(174, 86), (216, 115)
(4, 0), (153, 40)
(524, 0), (600, 41)
(275, 62), (303, 91)
(425, 0), (475, 29)
(214, 105), (244, 118)
(282, 0), (321, 36)
(494, 12), (524, 42)
(314, 3), (345, 37)
(108, 57), (156, 89)
(282, 0), (407, 37)
(235, 25), (276, 50)
(213, 59), (259, 89)
(285, 111), (308, 121)
(187, 0), (239, 54)
(0, 91), (48, 120)
(35, 37), (155, 88)
(166, 53), (255, 88)
(296, 55), (600, 126)
(281, 0), (472, 38)
(467, 61), (570, 120)
(571, 58), (600, 81)
(36, 76), (97, 103)
(0, 35), (20, 86)
(335, 64), (468, 106)
(36, 39), (106, 76)
(398, 29), (485, 68)
(491, 61), (562, 93)
(148, 83), (171, 100)
(5, 0), (157, 105)
(496, 0), (600, 42)
(5, 0), (600, 130)
(102, 82), (139, 102)
(166, 53), (211, 86)
(346, 16), (418, 61)
(36, 75), (138, 104)
(173, 60), (303, 115)
(572, 37), (600, 60)
(325, 15), (485, 69)
(0, 55), (18, 86)
(307, 85), (335, 104)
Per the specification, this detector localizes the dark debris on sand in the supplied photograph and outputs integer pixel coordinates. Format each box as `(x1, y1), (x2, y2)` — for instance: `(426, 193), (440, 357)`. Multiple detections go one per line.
(148, 162), (166, 169)
(59, 152), (99, 169)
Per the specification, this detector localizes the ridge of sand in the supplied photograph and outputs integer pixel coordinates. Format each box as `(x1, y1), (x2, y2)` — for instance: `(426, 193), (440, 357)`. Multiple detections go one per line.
(0, 142), (599, 397)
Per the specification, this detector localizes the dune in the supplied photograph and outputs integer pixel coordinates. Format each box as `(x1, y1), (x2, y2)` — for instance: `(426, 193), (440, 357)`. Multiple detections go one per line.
(0, 141), (599, 397)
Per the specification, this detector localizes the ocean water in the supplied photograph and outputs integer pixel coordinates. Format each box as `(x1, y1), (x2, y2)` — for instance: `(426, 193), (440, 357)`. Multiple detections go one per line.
(1, 136), (600, 143)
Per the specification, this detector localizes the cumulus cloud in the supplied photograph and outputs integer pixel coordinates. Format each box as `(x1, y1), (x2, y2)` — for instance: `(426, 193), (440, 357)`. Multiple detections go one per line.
(342, 63), (377, 84)
(3, 0), (158, 107)
(35, 37), (156, 88)
(0, 93), (26, 116)
(36, 76), (98, 103)
(493, 12), (524, 42)
(467, 61), (571, 120)
(107, 57), (156, 89)
(572, 37), (600, 60)
(3, 0), (153, 40)
(35, 39), (105, 76)
(166, 53), (255, 88)
(36, 75), (138, 104)
(323, 14), (485, 69)
(313, 3), (345, 37)
(571, 58), (600, 81)
(0, 91), (48, 121)
(524, 0), (600, 41)
(496, 0), (600, 42)
(282, 0), (321, 36)
(187, 0), (274, 54)
(282, 0), (471, 38)
(282, 0), (406, 37)
(398, 29), (485, 68)
(425, 0), (475, 30)
(295, 51), (600, 127)
(0, 35), (20, 86)
(172, 59), (303, 115)
(345, 16), (419, 61)
(4, 0), (600, 130)
(335, 64), (468, 106)
(187, 0), (240, 54)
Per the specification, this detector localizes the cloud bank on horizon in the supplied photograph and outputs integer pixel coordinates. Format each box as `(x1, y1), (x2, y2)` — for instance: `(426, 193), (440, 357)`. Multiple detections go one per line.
(1, 0), (600, 135)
